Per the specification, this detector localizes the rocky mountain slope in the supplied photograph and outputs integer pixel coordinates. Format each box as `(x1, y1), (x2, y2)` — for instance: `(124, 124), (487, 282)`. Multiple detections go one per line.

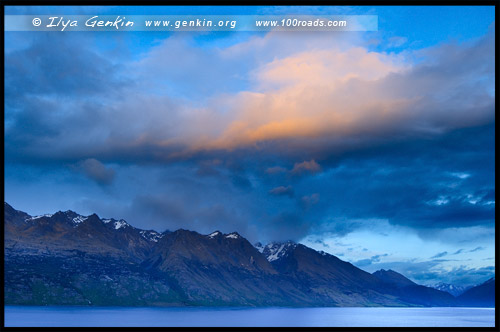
(4, 203), (493, 307)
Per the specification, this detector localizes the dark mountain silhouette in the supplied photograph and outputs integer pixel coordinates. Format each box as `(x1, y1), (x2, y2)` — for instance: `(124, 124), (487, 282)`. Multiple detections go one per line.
(457, 278), (495, 307)
(3, 202), (491, 307)
(372, 269), (457, 307)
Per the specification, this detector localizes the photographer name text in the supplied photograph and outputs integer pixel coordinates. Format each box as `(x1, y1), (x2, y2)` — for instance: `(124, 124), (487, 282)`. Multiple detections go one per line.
(46, 16), (133, 31)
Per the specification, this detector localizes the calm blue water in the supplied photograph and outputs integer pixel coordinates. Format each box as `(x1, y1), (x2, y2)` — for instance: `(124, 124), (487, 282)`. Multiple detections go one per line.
(4, 306), (495, 327)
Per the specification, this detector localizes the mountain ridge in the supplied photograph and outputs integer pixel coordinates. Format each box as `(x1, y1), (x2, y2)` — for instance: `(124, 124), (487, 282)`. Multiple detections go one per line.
(4, 202), (493, 307)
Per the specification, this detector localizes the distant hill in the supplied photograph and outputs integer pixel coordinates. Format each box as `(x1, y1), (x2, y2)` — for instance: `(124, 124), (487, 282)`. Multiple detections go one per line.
(457, 278), (495, 307)
(372, 269), (457, 307)
(428, 283), (470, 297)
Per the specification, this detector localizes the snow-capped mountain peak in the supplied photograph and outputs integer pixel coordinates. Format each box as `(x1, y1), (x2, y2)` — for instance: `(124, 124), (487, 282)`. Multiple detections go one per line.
(113, 219), (129, 230)
(225, 232), (240, 239)
(208, 231), (222, 238)
(100, 217), (131, 230)
(26, 214), (54, 221)
(254, 242), (265, 253)
(257, 241), (297, 262)
(139, 230), (164, 242)
(428, 282), (469, 297)
(72, 215), (88, 225)
(207, 231), (242, 239)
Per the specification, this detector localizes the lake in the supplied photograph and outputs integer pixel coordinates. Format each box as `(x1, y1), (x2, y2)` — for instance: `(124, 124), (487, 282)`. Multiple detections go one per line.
(4, 306), (495, 327)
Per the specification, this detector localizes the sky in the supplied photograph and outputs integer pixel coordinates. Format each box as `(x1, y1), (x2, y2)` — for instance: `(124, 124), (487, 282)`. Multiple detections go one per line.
(4, 6), (495, 287)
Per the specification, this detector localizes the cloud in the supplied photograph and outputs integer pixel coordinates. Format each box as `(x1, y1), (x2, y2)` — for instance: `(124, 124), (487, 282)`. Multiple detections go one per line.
(469, 246), (485, 253)
(266, 166), (287, 174)
(78, 158), (115, 186)
(313, 239), (330, 248)
(16, 121), (492, 246)
(360, 259), (495, 287)
(5, 25), (494, 166)
(291, 160), (321, 175)
(5, 33), (129, 103)
(354, 253), (389, 267)
(301, 193), (320, 209)
(269, 185), (294, 197)
(125, 193), (255, 238)
(431, 251), (448, 259)
(195, 159), (222, 177)
(354, 259), (373, 267)
(185, 27), (493, 154)
(230, 173), (253, 190)
(265, 212), (313, 242)
(450, 172), (471, 180)
(371, 254), (388, 262)
(415, 225), (494, 245)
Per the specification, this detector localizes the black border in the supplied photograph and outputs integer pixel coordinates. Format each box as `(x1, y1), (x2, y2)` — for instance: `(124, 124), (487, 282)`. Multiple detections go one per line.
(1, 1), (497, 331)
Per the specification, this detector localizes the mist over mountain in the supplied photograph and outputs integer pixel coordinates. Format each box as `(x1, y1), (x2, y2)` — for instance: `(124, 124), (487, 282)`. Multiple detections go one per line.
(4, 203), (493, 307)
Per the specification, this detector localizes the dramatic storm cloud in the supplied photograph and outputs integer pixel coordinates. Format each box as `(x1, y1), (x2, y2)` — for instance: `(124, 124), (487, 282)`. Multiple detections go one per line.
(6, 23), (494, 163)
(4, 6), (495, 287)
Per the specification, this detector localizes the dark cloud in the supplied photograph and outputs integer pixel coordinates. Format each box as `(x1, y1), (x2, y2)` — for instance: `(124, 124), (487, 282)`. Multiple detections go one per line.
(469, 246), (485, 253)
(266, 166), (287, 174)
(269, 185), (294, 198)
(126, 194), (254, 238)
(300, 193), (320, 209)
(354, 253), (388, 267)
(313, 239), (330, 248)
(78, 158), (115, 186)
(324, 219), (368, 237)
(301, 123), (495, 237)
(6, 121), (494, 245)
(195, 159), (222, 177)
(264, 212), (312, 242)
(371, 254), (388, 262)
(354, 259), (373, 267)
(230, 173), (253, 190)
(5, 33), (129, 102)
(290, 160), (321, 175)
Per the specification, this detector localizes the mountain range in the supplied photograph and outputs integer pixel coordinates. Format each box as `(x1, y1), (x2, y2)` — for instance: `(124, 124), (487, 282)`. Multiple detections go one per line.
(427, 282), (472, 297)
(4, 202), (494, 307)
